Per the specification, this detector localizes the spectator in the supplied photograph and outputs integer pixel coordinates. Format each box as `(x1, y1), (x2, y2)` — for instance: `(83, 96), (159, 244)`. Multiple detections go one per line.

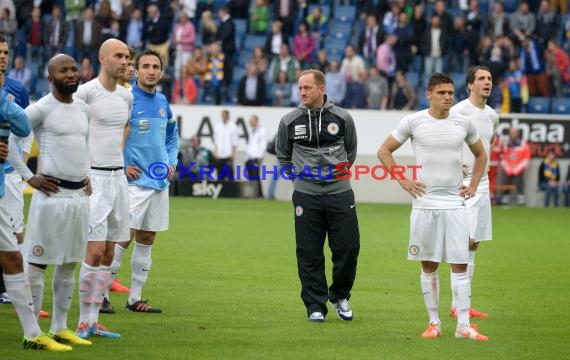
(249, 46), (268, 74)
(464, 0), (482, 66)
(325, 60), (347, 106)
(265, 20), (288, 61)
(237, 62), (266, 106)
(187, 46), (208, 87)
(245, 114), (266, 198)
(199, 10), (218, 47)
(502, 59), (524, 113)
(410, 3), (426, 72)
(520, 36), (550, 97)
(43, 5), (68, 62)
(510, 1), (536, 44)
(143, 4), (171, 66)
(389, 70), (417, 110)
(449, 16), (469, 74)
(340, 44), (366, 85)
(393, 11), (414, 72)
(344, 69), (367, 109)
(78, 56), (95, 85)
(7, 55), (31, 92)
(535, 0), (559, 48)
(376, 34), (398, 82)
(498, 127), (531, 206)
(484, 1), (510, 41)
(173, 65), (198, 104)
(183, 135), (213, 178)
(228, 0), (249, 19)
(312, 49), (330, 73)
(271, 70), (291, 106)
(293, 21), (316, 69)
(422, 15), (447, 75)
(217, 6), (236, 95)
(383, 2), (400, 35)
(365, 67), (389, 110)
(249, 0), (269, 35)
(546, 40), (570, 97)
(178, 0), (197, 21)
(23, 6), (44, 66)
(268, 43), (300, 84)
(562, 165), (570, 207)
(305, 5), (327, 46)
(289, 67), (301, 106)
(125, 7), (144, 51)
(203, 41), (225, 105)
(550, 0), (568, 15)
(0, 7), (16, 47)
(358, 13), (384, 68)
(119, 0), (136, 41)
(433, 0), (453, 35)
(273, 0), (298, 38)
(538, 151), (560, 207)
(171, 12), (196, 81)
(213, 109), (239, 181)
(75, 7), (103, 69)
(66, 0), (86, 22)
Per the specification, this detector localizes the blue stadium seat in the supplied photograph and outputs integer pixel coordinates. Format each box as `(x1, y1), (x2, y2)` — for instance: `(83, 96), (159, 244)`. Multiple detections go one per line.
(234, 19), (247, 49)
(451, 72), (465, 88)
(325, 38), (347, 62)
(329, 21), (353, 39)
(35, 78), (50, 99)
(527, 97), (551, 114)
(502, 0), (518, 13)
(405, 71), (419, 89)
(550, 97), (570, 114)
(334, 5), (356, 23)
(242, 35), (266, 52)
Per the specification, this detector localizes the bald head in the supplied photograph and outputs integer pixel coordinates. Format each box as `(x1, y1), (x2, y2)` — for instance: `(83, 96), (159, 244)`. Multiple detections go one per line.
(47, 54), (76, 76)
(99, 38), (128, 57)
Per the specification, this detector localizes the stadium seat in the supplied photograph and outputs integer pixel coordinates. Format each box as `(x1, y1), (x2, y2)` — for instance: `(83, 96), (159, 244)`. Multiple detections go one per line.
(234, 19), (247, 49)
(451, 72), (465, 88)
(308, 4), (331, 19)
(550, 97), (570, 114)
(242, 35), (266, 52)
(329, 21), (353, 40)
(334, 5), (356, 23)
(35, 78), (50, 99)
(325, 38), (347, 62)
(502, 0), (517, 13)
(527, 97), (551, 114)
(405, 71), (419, 89)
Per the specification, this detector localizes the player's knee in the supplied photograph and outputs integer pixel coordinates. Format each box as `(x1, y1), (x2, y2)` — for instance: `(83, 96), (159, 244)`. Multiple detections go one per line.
(0, 252), (24, 274)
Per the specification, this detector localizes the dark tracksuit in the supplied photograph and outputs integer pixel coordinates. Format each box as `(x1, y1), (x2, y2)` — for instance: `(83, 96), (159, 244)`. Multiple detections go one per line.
(276, 95), (360, 317)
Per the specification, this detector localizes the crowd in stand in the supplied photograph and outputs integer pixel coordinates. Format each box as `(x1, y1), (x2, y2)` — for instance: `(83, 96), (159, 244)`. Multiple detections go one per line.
(3, 0), (570, 111)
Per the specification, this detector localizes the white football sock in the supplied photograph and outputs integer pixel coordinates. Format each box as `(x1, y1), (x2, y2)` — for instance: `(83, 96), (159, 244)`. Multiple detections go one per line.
(78, 262), (98, 325)
(421, 271), (440, 324)
(3, 272), (42, 339)
(107, 244), (127, 298)
(129, 243), (152, 304)
(99, 265), (113, 300)
(451, 272), (471, 326)
(90, 266), (110, 324)
(467, 250), (476, 280)
(51, 263), (76, 333)
(26, 264), (45, 318)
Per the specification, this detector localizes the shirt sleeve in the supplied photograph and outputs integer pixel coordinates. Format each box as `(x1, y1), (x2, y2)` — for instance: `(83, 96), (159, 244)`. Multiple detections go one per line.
(7, 133), (34, 180)
(465, 118), (480, 145)
(0, 90), (30, 137)
(165, 104), (180, 166)
(391, 116), (412, 144)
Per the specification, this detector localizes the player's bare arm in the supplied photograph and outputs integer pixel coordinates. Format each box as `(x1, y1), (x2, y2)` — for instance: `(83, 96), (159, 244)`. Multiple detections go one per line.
(459, 139), (486, 199)
(83, 176), (92, 196)
(378, 134), (426, 199)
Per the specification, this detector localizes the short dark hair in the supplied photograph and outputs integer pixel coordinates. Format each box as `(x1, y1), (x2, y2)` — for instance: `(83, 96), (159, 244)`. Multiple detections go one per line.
(465, 65), (491, 86)
(299, 69), (326, 85)
(427, 72), (453, 91)
(134, 49), (163, 70)
(127, 46), (136, 60)
(0, 33), (6, 44)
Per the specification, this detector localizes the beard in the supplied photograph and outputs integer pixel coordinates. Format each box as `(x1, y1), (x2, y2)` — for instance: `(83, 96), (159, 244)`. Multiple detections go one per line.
(52, 78), (79, 94)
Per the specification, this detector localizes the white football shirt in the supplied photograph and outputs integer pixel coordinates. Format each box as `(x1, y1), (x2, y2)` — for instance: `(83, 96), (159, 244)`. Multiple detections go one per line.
(392, 109), (480, 209)
(451, 99), (499, 192)
(74, 78), (134, 167)
(25, 94), (90, 182)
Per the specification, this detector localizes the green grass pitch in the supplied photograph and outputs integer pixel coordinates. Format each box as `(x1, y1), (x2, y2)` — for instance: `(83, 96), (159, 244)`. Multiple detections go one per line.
(1, 197), (569, 359)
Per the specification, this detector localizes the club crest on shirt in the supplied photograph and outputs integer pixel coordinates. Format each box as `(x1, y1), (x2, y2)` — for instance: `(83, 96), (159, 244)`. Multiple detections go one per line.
(295, 206), (303, 217)
(159, 108), (166, 117)
(7, 93), (15, 102)
(32, 245), (45, 257)
(327, 122), (339, 135)
(409, 245), (420, 256)
(138, 119), (150, 131)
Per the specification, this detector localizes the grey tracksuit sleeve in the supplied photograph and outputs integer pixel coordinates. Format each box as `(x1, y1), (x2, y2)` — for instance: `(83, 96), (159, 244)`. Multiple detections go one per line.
(344, 113), (357, 165)
(276, 118), (292, 168)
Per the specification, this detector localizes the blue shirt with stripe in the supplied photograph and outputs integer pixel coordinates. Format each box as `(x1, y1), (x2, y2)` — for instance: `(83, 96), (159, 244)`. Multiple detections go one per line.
(124, 84), (180, 190)
(0, 86), (31, 197)
(3, 77), (30, 174)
